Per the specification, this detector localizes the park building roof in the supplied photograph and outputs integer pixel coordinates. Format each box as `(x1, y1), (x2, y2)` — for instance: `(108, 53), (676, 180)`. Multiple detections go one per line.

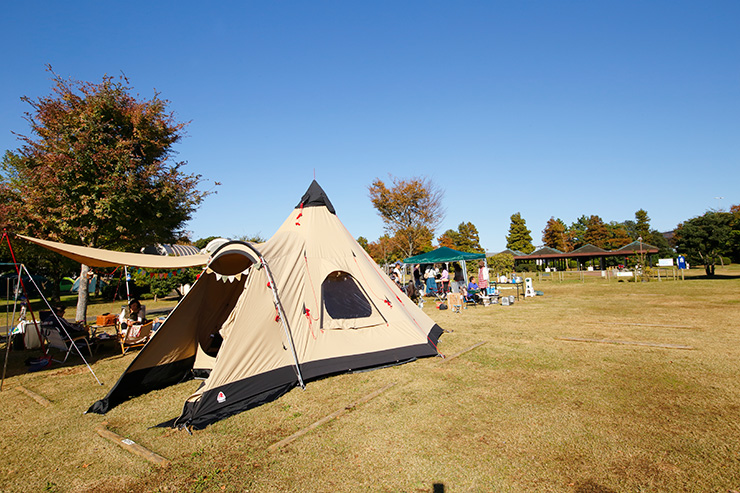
(611, 240), (659, 255)
(491, 248), (528, 257)
(513, 241), (659, 262)
(570, 244), (608, 255)
(530, 246), (564, 256)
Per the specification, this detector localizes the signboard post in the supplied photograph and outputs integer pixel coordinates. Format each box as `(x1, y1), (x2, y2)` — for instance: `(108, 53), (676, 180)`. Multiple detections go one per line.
(657, 258), (675, 281)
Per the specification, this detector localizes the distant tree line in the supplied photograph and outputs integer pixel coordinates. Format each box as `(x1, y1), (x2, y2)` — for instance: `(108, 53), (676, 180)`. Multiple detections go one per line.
(360, 175), (740, 278)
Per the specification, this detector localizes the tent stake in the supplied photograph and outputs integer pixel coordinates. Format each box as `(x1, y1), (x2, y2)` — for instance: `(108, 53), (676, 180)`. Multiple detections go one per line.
(268, 381), (397, 453)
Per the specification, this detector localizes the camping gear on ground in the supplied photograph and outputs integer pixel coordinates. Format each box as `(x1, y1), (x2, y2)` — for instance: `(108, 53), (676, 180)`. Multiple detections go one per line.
(23, 181), (443, 430)
(10, 320), (42, 349)
(96, 313), (117, 326)
(525, 278), (535, 297)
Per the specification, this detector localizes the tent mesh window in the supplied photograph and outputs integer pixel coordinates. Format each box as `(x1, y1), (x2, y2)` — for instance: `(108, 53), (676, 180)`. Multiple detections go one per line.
(322, 271), (373, 319)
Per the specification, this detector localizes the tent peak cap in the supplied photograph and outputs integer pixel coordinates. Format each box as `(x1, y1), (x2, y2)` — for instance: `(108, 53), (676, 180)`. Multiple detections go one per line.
(296, 180), (335, 215)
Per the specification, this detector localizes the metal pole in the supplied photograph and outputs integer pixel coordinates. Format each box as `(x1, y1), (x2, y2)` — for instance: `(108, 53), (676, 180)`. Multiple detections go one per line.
(22, 265), (102, 385)
(1, 277), (11, 391)
(262, 257), (305, 389)
(124, 266), (131, 302)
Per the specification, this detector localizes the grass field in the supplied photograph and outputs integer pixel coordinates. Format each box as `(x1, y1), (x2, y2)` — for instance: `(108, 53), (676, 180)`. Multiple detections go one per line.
(1, 271), (739, 492)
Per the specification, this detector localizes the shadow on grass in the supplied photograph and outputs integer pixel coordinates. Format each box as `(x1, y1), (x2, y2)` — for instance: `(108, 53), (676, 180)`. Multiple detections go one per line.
(0, 338), (131, 380)
(682, 273), (740, 281)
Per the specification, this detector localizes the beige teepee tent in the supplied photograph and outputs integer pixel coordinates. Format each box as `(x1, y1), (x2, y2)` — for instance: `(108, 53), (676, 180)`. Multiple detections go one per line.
(82, 181), (443, 429)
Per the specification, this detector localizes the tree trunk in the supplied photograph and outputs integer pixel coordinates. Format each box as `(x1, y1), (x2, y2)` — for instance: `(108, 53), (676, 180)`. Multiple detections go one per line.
(50, 270), (62, 303)
(76, 263), (90, 323)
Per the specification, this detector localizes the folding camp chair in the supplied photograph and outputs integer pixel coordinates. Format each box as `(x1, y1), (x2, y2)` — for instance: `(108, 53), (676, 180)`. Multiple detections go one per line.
(42, 326), (92, 364)
(117, 321), (153, 354)
(425, 277), (444, 301)
(464, 289), (481, 307)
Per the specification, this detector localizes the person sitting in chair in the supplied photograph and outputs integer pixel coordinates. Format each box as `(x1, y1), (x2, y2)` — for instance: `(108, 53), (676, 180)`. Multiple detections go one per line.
(467, 276), (482, 303)
(152, 315), (167, 332)
(120, 298), (147, 334)
(42, 305), (89, 340)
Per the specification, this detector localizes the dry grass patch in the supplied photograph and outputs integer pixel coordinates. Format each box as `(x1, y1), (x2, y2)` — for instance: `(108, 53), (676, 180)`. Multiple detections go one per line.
(2, 276), (740, 491)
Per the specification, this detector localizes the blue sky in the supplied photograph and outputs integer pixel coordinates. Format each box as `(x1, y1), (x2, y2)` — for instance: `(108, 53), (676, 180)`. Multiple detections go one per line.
(1, 1), (738, 251)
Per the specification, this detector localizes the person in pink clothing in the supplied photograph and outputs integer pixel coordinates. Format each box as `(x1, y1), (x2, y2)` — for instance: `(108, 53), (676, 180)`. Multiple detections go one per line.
(477, 261), (489, 293)
(440, 266), (449, 293)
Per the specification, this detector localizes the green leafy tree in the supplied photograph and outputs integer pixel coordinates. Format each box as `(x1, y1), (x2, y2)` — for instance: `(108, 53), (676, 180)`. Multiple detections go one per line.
(506, 212), (534, 254)
(356, 236), (370, 254)
(635, 209), (651, 240)
(235, 233), (266, 243)
(542, 217), (567, 251)
(132, 267), (199, 300)
(368, 175), (444, 259)
(193, 236), (219, 250)
(437, 222), (483, 253)
(487, 253), (514, 276)
(1, 68), (211, 321)
(730, 205), (740, 263)
(616, 213), (670, 256)
(567, 215), (589, 250)
(621, 219), (638, 239)
(456, 222), (484, 253)
(674, 211), (733, 276)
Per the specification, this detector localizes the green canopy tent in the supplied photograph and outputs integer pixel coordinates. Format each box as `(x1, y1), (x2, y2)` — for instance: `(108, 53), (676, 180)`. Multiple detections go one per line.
(403, 247), (486, 287)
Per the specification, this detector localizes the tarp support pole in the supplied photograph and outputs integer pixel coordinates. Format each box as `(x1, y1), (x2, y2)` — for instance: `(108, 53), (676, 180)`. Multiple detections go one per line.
(3, 234), (45, 354)
(1, 275), (14, 391)
(21, 264), (103, 386)
(261, 256), (305, 389)
(124, 266), (131, 302)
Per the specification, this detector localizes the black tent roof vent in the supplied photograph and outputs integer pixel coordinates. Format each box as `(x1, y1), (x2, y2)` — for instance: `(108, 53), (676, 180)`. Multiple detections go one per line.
(296, 180), (336, 215)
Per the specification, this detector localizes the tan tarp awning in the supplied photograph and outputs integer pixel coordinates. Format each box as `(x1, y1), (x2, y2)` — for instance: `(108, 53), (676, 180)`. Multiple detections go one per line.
(18, 234), (210, 269)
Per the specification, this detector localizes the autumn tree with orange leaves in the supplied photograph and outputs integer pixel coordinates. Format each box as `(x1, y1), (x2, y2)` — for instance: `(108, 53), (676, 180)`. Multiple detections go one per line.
(368, 176), (444, 260)
(1, 67), (211, 321)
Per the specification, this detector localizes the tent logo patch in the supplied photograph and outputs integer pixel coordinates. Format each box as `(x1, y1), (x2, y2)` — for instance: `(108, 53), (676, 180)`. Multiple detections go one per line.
(217, 391), (226, 404)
